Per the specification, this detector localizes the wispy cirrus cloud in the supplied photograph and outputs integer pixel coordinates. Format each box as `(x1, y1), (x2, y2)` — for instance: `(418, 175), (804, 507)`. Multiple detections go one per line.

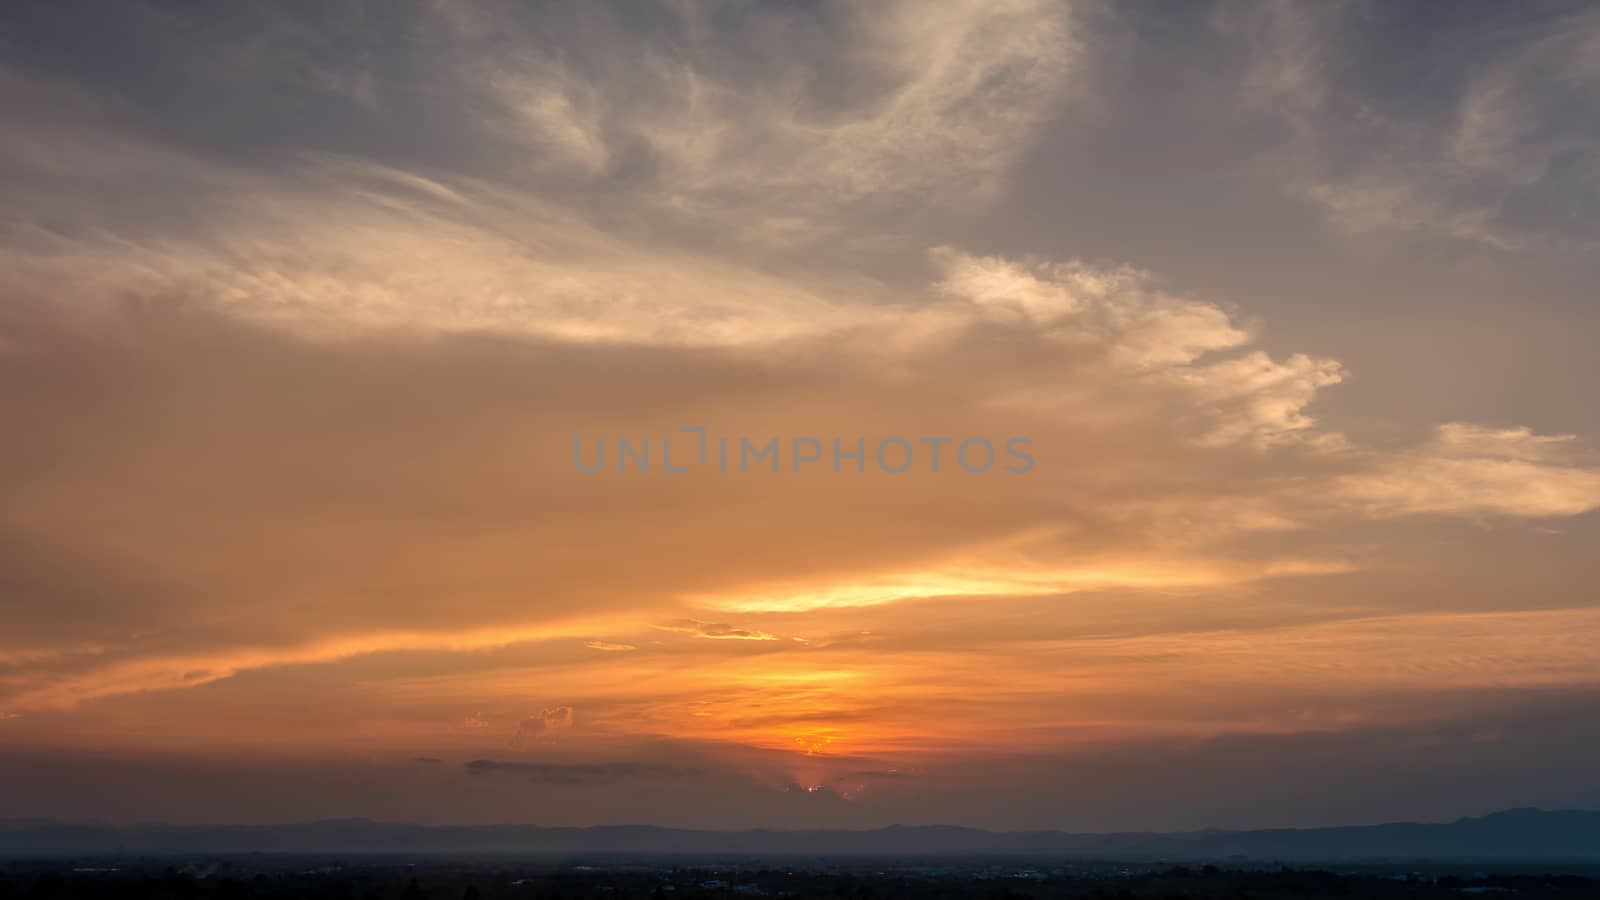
(1218, 1), (1600, 252)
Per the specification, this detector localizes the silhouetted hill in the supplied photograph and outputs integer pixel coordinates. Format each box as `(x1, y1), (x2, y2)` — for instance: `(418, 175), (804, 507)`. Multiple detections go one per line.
(2, 808), (1597, 861)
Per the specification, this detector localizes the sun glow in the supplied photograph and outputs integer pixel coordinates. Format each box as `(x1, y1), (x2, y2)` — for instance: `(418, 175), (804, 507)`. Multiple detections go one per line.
(697, 559), (1355, 613)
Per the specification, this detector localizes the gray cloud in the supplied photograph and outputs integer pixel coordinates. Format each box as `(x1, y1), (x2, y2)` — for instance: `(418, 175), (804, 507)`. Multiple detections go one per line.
(512, 708), (575, 747)
(1212, 1), (1600, 252)
(464, 760), (703, 785)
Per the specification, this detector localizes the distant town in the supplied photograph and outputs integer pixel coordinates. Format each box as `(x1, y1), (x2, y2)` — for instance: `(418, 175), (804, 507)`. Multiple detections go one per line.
(5, 856), (1600, 900)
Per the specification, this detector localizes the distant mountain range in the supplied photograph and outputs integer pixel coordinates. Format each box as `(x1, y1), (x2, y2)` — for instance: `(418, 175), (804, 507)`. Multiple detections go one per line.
(2, 808), (1597, 862)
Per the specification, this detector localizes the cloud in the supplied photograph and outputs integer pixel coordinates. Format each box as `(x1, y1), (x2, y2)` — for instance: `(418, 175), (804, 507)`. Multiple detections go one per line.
(1219, 2), (1600, 252)
(931, 248), (1252, 365)
(512, 707), (575, 747)
(1333, 423), (1600, 519)
(0, 0), (1598, 833)
(463, 759), (702, 784)
(925, 249), (1346, 449)
(848, 770), (914, 780)
(1, 246), (1597, 714)
(0, 0), (1085, 347)
(0, 239), (1596, 717)
(458, 0), (1081, 216)
(659, 620), (779, 642)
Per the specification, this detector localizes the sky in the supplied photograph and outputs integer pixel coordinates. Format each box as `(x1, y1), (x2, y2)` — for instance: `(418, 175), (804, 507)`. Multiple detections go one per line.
(2, 0), (1600, 832)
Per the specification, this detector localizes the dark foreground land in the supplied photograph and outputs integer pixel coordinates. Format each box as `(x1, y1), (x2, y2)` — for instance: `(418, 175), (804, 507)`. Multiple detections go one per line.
(4, 859), (1600, 900)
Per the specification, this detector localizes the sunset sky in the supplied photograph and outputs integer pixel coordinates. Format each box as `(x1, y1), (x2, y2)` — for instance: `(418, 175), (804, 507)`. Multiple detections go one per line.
(3, 0), (1600, 832)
